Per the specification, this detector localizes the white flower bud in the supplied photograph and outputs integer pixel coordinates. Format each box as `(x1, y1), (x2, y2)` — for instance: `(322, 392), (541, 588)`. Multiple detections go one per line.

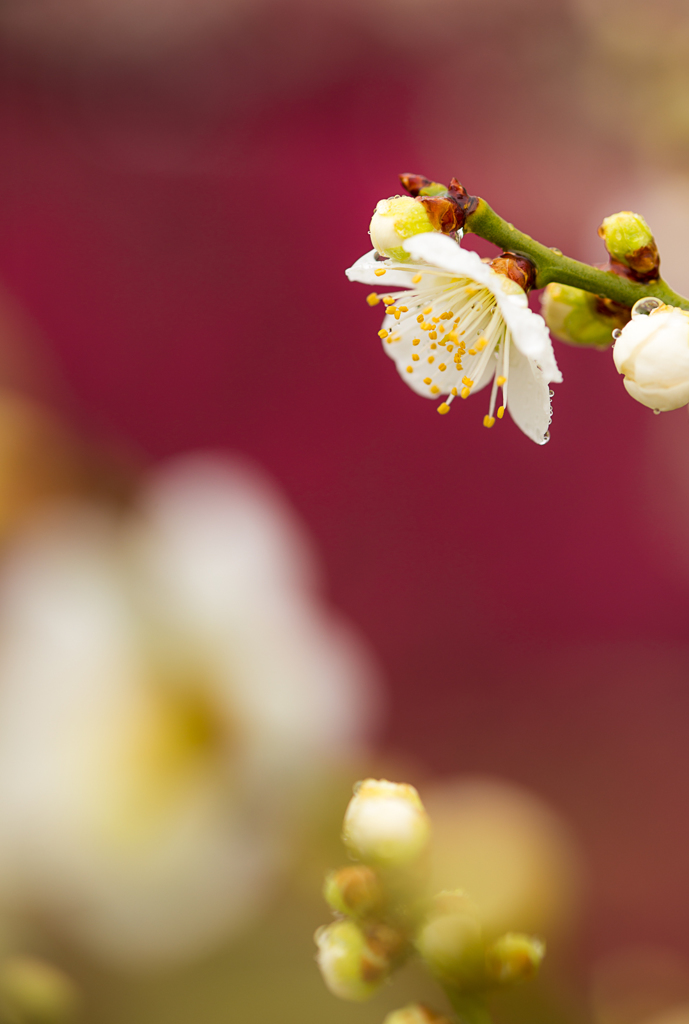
(342, 779), (431, 868)
(314, 919), (403, 1002)
(369, 196), (435, 261)
(613, 300), (689, 411)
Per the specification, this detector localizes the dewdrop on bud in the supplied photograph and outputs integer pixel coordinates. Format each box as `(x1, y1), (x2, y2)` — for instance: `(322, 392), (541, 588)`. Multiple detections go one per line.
(342, 779), (431, 868)
(613, 300), (689, 411)
(0, 956), (80, 1023)
(485, 933), (545, 985)
(415, 891), (484, 987)
(369, 197), (435, 261)
(598, 211), (659, 279)
(315, 919), (404, 1002)
(383, 1004), (453, 1024)
(541, 282), (629, 349)
(324, 865), (384, 919)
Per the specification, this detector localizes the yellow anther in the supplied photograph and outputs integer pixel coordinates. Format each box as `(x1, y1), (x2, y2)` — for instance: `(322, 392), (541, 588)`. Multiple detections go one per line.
(366, 293), (381, 306)
(446, 332), (458, 343)
(374, 268), (386, 277)
(451, 387), (458, 396)
(428, 356), (435, 364)
(461, 386), (471, 399)
(387, 307), (397, 316)
(429, 331), (438, 340)
(412, 339), (420, 346)
(462, 376), (474, 387)
(440, 311), (453, 320)
(378, 329), (389, 339)
(398, 306), (408, 313)
(393, 310), (402, 319)
(430, 385), (440, 394)
(423, 377), (432, 385)
(476, 337), (488, 351)
(438, 338), (446, 347)
(438, 325), (445, 334)
(390, 334), (401, 342)
(439, 363), (447, 371)
(385, 337), (393, 344)
(406, 366), (414, 373)
(437, 403), (451, 415)
(446, 344), (454, 352)
(468, 347), (476, 356)
(382, 296), (395, 306)
(412, 273), (422, 284)
(423, 306), (433, 315)
(497, 406), (505, 419)
(416, 314), (424, 323)
(483, 415), (496, 429)
(496, 376), (507, 387)
(412, 354), (420, 361)
(432, 317), (440, 324)
(430, 342), (437, 349)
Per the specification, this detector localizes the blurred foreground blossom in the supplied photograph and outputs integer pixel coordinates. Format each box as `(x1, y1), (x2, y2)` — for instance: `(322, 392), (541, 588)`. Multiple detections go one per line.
(0, 454), (378, 967)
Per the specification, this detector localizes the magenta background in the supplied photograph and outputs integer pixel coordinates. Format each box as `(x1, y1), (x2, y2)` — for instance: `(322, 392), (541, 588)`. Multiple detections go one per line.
(0, 28), (688, 966)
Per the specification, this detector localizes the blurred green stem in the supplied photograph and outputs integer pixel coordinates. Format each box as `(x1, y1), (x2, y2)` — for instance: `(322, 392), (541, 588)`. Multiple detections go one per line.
(465, 198), (689, 310)
(445, 990), (493, 1024)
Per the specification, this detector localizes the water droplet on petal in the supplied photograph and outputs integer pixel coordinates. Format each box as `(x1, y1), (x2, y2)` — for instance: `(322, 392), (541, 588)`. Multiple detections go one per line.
(612, 329), (622, 339)
(653, 408), (661, 415)
(632, 297), (663, 319)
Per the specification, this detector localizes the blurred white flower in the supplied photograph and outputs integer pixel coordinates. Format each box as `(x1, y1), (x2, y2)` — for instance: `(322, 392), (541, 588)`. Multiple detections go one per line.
(0, 454), (378, 967)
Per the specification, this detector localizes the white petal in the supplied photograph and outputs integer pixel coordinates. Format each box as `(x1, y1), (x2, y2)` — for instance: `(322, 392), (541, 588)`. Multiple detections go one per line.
(345, 250), (416, 289)
(403, 233), (496, 286)
(505, 346), (553, 444)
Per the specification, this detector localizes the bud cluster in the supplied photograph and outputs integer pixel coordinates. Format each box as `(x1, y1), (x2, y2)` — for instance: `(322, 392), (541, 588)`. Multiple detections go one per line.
(315, 779), (546, 1023)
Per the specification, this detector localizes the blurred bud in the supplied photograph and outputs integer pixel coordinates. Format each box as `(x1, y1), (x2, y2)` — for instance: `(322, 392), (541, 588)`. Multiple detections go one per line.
(485, 933), (545, 985)
(342, 779), (431, 869)
(415, 891), (484, 987)
(541, 282), (630, 348)
(598, 212), (660, 280)
(315, 919), (405, 1002)
(383, 1004), (453, 1024)
(324, 865), (384, 919)
(369, 197), (435, 261)
(0, 956), (79, 1023)
(613, 299), (689, 411)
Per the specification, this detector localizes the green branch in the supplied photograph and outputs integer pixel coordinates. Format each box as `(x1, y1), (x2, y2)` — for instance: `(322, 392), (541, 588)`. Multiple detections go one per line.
(445, 990), (493, 1024)
(465, 198), (689, 310)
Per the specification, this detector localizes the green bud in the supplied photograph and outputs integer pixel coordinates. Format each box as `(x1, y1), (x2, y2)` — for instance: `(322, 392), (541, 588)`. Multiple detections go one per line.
(324, 865), (384, 919)
(315, 920), (405, 1002)
(484, 933), (545, 985)
(598, 211), (660, 278)
(383, 1004), (453, 1024)
(342, 779), (431, 869)
(415, 891), (484, 988)
(0, 956), (79, 1023)
(369, 197), (435, 261)
(541, 282), (629, 349)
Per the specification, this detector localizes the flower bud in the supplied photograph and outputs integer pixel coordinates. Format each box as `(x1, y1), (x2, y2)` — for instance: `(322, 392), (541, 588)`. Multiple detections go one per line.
(342, 779), (431, 869)
(0, 956), (80, 1023)
(383, 1004), (453, 1024)
(415, 891), (484, 988)
(485, 933), (545, 985)
(369, 197), (435, 261)
(324, 865), (385, 919)
(541, 282), (629, 349)
(315, 919), (405, 1002)
(598, 211), (660, 280)
(613, 300), (689, 411)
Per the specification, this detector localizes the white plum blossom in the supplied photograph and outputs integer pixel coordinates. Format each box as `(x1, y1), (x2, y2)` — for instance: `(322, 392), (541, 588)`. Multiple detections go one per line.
(0, 455), (378, 967)
(613, 299), (689, 411)
(346, 233), (562, 444)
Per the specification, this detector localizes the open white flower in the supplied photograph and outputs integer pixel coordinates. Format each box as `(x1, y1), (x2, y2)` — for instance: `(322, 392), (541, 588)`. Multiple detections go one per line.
(346, 233), (562, 444)
(0, 455), (378, 967)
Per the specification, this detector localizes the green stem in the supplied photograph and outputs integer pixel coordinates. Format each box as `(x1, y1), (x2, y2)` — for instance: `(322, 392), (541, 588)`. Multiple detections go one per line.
(445, 990), (493, 1024)
(465, 198), (689, 311)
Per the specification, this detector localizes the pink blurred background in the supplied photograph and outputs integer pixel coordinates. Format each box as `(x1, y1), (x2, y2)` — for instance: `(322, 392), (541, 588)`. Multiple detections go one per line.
(0, 0), (688, 996)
